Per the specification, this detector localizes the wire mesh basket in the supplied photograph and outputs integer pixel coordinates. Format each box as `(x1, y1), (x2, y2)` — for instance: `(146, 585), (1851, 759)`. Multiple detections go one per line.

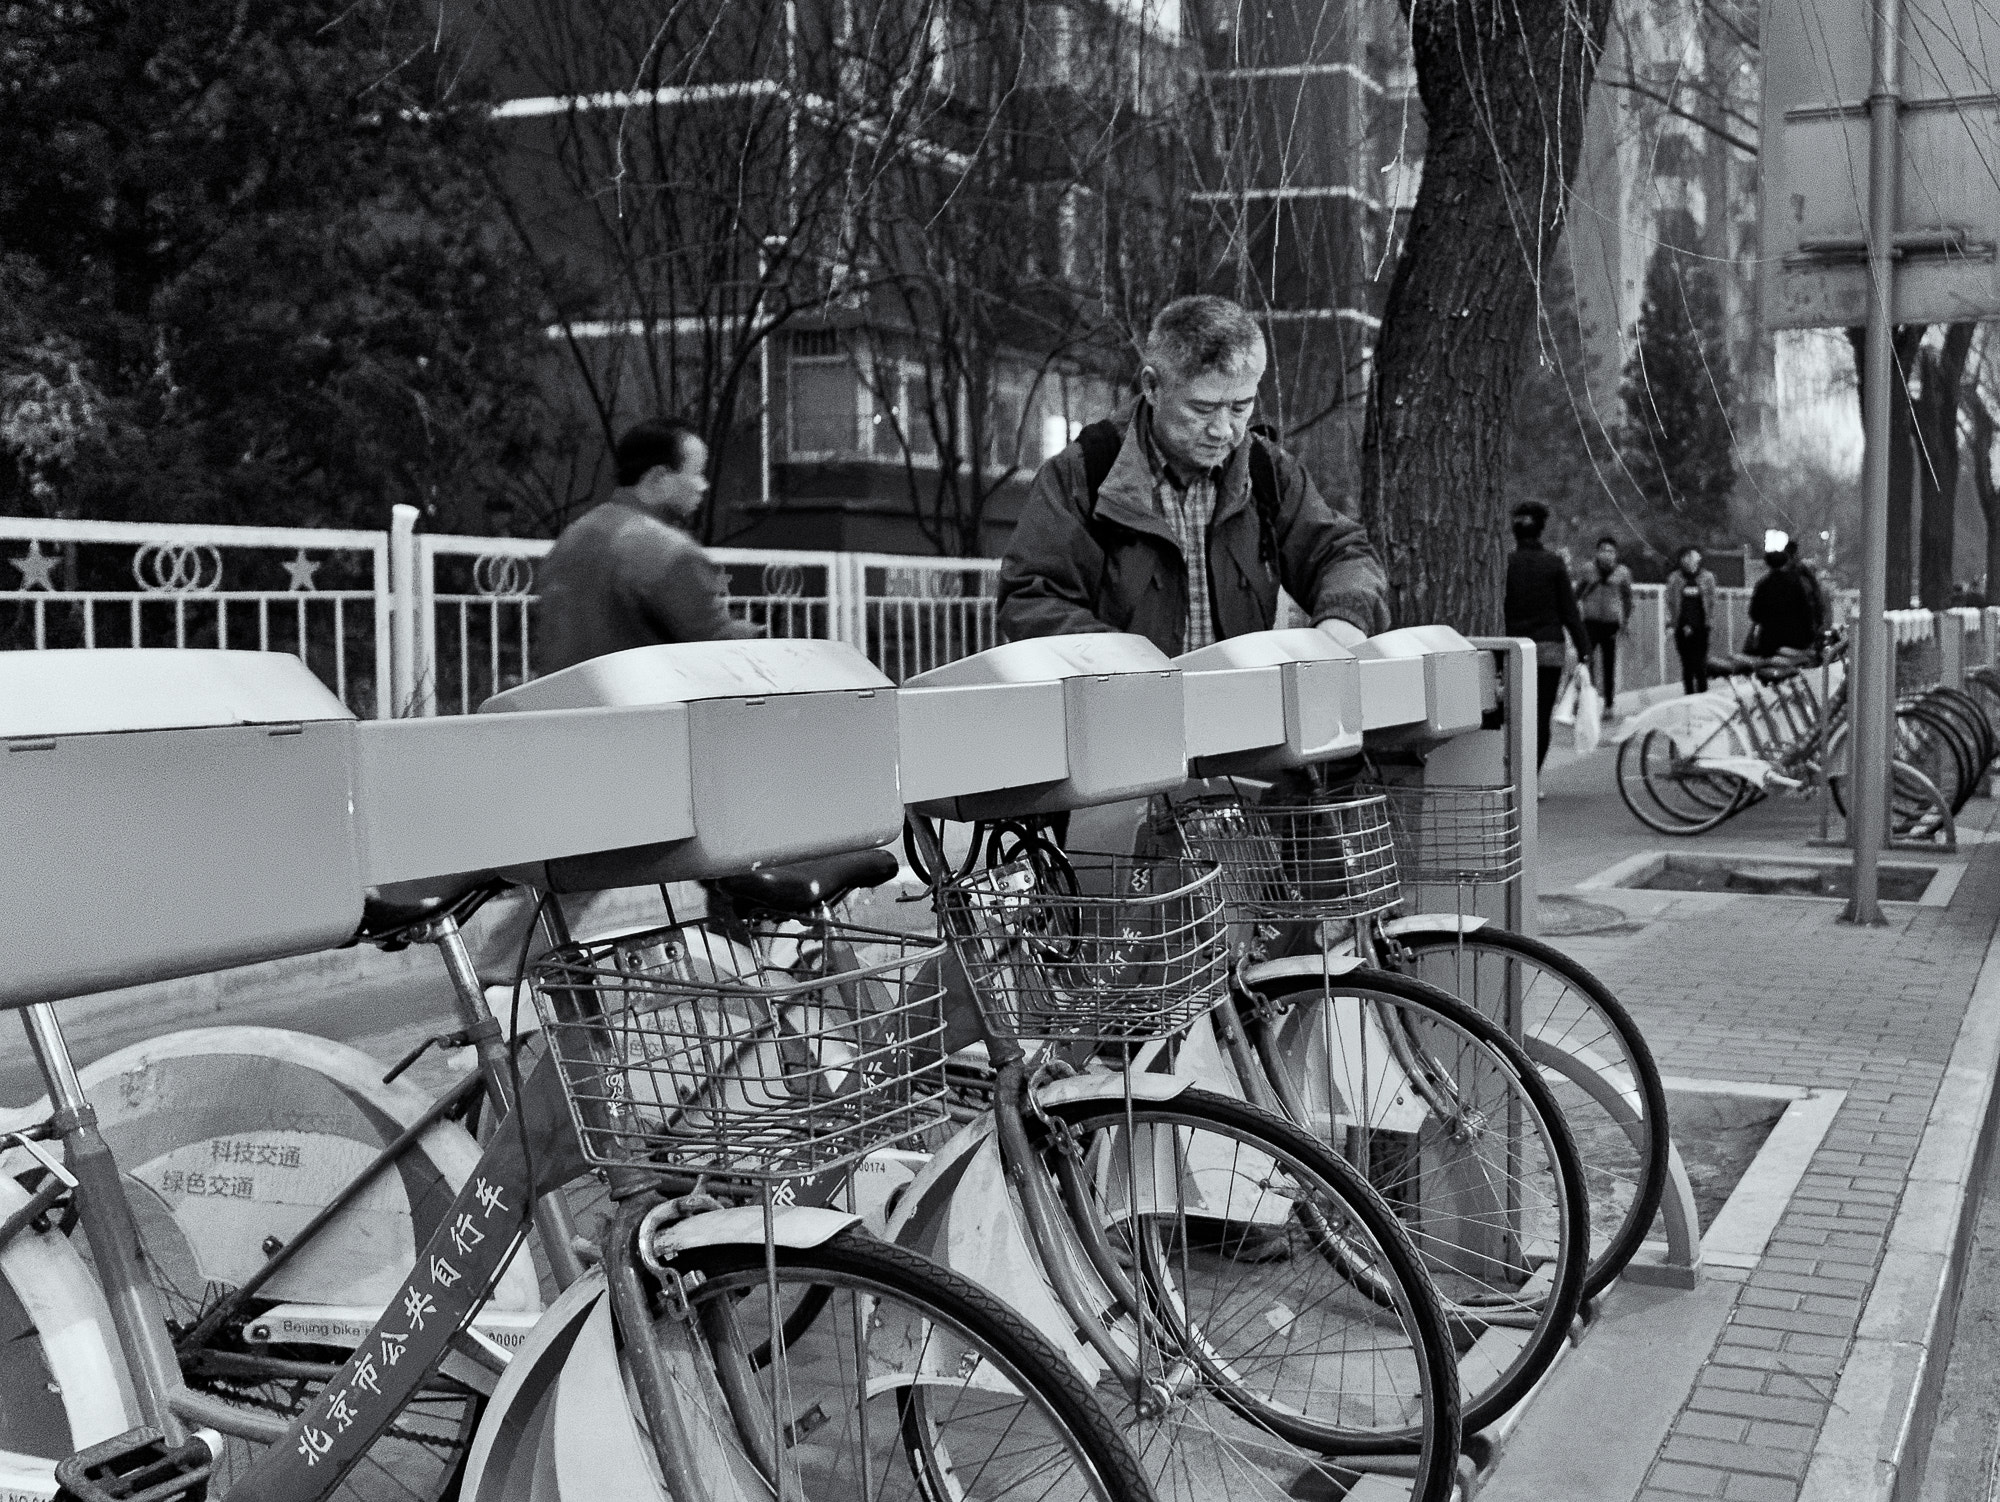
(1172, 793), (1402, 922)
(1375, 783), (1522, 886)
(529, 921), (949, 1183)
(938, 855), (1230, 1042)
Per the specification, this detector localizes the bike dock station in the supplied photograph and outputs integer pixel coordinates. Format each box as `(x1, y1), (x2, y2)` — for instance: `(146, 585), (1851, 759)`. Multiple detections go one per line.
(1, 627), (1721, 1502)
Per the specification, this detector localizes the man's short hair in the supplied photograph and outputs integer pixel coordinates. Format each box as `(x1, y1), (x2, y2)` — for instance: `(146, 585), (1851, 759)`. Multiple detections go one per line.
(614, 418), (701, 488)
(1595, 535), (1618, 550)
(1143, 296), (1265, 381)
(1511, 501), (1549, 537)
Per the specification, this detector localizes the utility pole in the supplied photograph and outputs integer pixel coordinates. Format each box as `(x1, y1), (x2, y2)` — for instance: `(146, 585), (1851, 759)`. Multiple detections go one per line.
(1846, 0), (1902, 925)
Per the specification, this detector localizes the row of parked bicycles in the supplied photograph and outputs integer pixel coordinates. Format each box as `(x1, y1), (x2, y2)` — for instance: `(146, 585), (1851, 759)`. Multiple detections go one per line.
(0, 626), (1670, 1502)
(1615, 627), (2000, 841)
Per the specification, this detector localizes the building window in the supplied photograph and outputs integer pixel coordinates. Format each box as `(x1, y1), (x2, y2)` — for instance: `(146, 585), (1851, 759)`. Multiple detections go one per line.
(789, 331), (862, 456)
(870, 361), (941, 464)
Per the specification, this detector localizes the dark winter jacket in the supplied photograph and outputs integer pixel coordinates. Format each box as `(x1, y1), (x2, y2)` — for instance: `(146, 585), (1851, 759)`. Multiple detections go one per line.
(1505, 542), (1591, 658)
(1747, 567), (1818, 655)
(535, 496), (758, 673)
(996, 404), (1390, 654)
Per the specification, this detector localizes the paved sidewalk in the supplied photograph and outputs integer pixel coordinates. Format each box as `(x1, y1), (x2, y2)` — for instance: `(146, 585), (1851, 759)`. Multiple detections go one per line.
(1485, 734), (2000, 1502)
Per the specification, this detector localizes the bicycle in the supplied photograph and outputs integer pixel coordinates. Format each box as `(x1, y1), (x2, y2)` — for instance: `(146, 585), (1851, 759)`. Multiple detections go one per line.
(1615, 638), (1960, 842)
(895, 823), (1466, 1502)
(6, 856), (1169, 1502)
(1160, 786), (1593, 1436)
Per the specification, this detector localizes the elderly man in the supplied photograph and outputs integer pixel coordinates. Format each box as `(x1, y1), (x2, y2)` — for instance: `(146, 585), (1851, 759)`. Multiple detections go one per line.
(536, 417), (757, 675)
(998, 295), (1390, 653)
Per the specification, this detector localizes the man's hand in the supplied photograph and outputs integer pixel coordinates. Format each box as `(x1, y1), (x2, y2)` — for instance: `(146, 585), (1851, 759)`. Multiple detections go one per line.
(1318, 618), (1368, 649)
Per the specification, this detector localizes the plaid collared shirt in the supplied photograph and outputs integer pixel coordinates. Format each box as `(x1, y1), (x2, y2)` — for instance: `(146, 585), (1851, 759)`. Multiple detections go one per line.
(1140, 416), (1220, 651)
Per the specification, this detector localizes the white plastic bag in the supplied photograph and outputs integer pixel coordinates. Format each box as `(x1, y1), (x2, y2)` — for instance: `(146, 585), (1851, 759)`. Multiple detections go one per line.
(1573, 677), (1603, 755)
(1552, 672), (1581, 726)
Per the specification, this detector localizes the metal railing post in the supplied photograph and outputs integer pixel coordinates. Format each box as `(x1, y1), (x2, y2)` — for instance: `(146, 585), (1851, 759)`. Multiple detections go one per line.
(389, 504), (419, 717)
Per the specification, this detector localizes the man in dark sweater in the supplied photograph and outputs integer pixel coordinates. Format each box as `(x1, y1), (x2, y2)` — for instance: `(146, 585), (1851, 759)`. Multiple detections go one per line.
(536, 418), (757, 674)
(1503, 501), (1591, 771)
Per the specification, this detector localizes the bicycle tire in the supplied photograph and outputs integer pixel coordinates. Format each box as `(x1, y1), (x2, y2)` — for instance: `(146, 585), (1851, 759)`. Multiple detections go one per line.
(662, 1226), (1160, 1502)
(1616, 730), (1747, 835)
(1241, 967), (1588, 1434)
(1893, 702), (1970, 813)
(1034, 1089), (1459, 1499)
(1916, 686), (1994, 770)
(1384, 928), (1670, 1299)
(1963, 668), (2000, 754)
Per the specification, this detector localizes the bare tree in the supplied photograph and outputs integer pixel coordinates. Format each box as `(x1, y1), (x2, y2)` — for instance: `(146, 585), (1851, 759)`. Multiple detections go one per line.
(486, 0), (980, 539)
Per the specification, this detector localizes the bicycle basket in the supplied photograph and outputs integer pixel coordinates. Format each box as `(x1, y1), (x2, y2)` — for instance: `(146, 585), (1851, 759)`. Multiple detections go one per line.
(1173, 792), (1401, 922)
(529, 921), (948, 1183)
(1375, 783), (1522, 886)
(938, 855), (1230, 1043)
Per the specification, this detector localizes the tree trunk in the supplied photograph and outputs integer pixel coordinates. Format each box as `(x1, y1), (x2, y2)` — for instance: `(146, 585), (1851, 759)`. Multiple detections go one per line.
(1915, 323), (1975, 608)
(1361, 0), (1616, 631)
(1848, 324), (1926, 608)
(1969, 392), (2000, 601)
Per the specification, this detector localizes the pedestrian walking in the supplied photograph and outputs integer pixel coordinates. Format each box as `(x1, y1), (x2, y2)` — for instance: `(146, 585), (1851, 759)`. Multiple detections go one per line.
(1503, 501), (1591, 772)
(1666, 544), (1718, 695)
(997, 294), (1390, 656)
(535, 417), (757, 675)
(1574, 536), (1633, 720)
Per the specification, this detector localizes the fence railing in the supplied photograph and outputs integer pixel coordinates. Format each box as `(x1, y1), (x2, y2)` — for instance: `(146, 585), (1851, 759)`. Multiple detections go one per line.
(1, 516), (393, 717)
(8, 509), (1982, 717)
(2, 508), (999, 716)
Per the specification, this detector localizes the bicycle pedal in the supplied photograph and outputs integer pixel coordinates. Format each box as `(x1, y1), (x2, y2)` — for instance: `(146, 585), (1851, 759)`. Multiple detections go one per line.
(54, 1427), (211, 1502)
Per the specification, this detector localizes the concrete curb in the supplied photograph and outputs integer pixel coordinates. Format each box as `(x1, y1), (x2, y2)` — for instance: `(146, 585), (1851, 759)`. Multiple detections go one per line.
(1795, 922), (2000, 1502)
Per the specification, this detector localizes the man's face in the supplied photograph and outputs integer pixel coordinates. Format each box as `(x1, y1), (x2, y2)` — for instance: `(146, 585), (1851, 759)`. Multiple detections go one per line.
(1681, 550), (1702, 573)
(1596, 543), (1618, 570)
(636, 436), (709, 522)
(1142, 352), (1266, 474)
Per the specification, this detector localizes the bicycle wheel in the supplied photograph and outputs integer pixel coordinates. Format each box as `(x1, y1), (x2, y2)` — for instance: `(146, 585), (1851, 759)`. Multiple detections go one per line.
(1893, 702), (1969, 812)
(1616, 730), (1747, 835)
(1034, 1089), (1459, 1500)
(662, 1226), (1158, 1502)
(1384, 928), (1669, 1298)
(1917, 687), (1994, 772)
(1242, 968), (1587, 1435)
(62, 1028), (539, 1500)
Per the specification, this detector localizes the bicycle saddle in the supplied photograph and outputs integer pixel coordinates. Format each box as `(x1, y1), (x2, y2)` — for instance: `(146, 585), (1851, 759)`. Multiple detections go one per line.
(358, 872), (503, 942)
(714, 849), (900, 916)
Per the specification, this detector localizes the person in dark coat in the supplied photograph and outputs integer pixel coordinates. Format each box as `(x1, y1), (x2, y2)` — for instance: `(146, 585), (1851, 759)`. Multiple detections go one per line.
(997, 295), (1390, 654)
(1746, 548), (1818, 657)
(1504, 501), (1591, 771)
(536, 418), (757, 674)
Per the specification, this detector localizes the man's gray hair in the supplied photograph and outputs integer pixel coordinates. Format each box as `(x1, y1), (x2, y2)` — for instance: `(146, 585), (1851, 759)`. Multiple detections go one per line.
(1143, 295), (1266, 381)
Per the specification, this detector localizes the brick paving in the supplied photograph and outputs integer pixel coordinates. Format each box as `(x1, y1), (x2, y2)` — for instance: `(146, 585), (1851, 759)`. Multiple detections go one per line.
(1535, 748), (2000, 1502)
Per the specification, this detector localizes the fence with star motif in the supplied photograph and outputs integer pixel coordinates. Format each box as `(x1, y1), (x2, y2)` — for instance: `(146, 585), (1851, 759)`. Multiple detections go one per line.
(2, 510), (999, 716)
(1, 516), (395, 715)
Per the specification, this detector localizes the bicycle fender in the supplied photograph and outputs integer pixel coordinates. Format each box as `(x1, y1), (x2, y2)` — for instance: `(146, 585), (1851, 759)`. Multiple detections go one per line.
(1033, 1071), (1191, 1108)
(1238, 953), (1369, 990)
(650, 1205), (858, 1258)
(1377, 913), (1491, 940)
(0, 1172), (136, 1470)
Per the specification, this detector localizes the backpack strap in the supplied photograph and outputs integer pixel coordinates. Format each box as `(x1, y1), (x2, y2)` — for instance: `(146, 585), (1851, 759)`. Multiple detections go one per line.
(1077, 420), (1123, 508)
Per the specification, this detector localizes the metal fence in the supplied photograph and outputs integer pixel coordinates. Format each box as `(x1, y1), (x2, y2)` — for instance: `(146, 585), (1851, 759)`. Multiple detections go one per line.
(1, 517), (393, 716)
(7, 509), (1975, 717)
(1618, 583), (1864, 704)
(3, 508), (997, 717)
